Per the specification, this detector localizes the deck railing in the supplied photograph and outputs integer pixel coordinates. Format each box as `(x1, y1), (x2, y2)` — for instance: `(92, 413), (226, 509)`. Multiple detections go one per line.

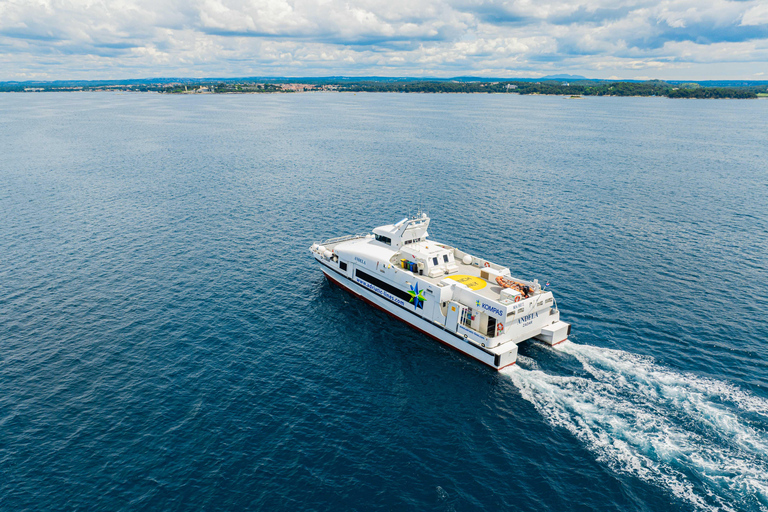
(319, 233), (369, 246)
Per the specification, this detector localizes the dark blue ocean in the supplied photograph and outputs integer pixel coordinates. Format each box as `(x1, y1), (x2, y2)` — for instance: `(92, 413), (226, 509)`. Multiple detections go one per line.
(1, 92), (767, 512)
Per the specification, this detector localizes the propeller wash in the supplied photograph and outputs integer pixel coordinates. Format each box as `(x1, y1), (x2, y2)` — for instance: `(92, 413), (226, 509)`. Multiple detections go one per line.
(506, 343), (768, 512)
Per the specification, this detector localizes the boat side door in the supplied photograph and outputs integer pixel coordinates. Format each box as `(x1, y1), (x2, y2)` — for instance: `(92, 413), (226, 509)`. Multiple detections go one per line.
(445, 301), (462, 333)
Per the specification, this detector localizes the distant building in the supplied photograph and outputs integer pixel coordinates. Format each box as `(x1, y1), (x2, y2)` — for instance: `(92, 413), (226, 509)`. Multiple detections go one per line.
(279, 83), (316, 92)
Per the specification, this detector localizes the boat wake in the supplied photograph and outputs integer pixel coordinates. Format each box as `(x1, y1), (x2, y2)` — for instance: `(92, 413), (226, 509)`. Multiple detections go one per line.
(503, 342), (768, 512)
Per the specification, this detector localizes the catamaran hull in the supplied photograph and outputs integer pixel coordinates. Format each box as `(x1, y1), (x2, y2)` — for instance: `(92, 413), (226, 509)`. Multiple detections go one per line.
(319, 262), (517, 370)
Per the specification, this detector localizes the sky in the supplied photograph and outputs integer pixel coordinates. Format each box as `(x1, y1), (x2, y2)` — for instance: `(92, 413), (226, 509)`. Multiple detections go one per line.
(1, 0), (767, 81)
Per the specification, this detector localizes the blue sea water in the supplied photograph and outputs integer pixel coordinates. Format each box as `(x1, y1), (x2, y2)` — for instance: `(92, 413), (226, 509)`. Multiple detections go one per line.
(1, 91), (767, 512)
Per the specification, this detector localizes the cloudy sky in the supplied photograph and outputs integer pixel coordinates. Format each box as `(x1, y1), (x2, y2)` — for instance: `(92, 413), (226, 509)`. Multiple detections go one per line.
(1, 0), (767, 80)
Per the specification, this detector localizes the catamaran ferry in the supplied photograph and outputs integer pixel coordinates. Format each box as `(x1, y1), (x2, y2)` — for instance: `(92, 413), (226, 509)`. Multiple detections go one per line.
(310, 214), (570, 370)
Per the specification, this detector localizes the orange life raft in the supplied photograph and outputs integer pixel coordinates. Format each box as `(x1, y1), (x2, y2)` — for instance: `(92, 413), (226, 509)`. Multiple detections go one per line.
(495, 275), (527, 295)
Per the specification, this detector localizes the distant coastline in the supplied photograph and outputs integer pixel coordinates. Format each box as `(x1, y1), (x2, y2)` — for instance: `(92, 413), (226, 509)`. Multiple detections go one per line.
(2, 78), (765, 99)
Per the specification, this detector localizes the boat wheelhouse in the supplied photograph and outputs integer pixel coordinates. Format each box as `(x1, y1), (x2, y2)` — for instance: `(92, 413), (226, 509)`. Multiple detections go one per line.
(310, 214), (570, 370)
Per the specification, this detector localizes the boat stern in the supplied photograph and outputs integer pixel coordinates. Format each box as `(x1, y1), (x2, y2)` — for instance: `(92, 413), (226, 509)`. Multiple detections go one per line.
(534, 321), (571, 346)
(492, 343), (519, 370)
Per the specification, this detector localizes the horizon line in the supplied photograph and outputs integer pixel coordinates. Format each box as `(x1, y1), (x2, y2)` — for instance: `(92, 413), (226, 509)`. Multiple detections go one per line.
(4, 75), (768, 85)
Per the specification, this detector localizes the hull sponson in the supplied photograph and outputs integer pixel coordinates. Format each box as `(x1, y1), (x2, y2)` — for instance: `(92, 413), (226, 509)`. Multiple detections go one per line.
(319, 262), (515, 370)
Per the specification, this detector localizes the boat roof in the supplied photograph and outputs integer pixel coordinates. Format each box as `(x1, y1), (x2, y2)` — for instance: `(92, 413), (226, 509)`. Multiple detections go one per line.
(319, 215), (543, 306)
(334, 238), (397, 263)
(326, 236), (518, 304)
(371, 214), (430, 248)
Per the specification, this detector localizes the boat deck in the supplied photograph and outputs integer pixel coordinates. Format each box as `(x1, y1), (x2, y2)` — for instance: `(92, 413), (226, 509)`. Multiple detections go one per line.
(320, 235), (369, 251)
(320, 234), (537, 306)
(422, 262), (508, 300)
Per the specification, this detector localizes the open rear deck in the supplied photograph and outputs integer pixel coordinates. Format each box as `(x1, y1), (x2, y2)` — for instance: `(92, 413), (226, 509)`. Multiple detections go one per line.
(420, 261), (508, 301)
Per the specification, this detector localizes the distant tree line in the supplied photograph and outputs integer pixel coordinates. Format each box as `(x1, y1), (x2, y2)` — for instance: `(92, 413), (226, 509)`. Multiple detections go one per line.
(336, 80), (759, 99)
(1, 79), (762, 98)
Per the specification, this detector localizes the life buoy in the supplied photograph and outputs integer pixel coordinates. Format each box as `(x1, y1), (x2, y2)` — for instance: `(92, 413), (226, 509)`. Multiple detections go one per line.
(514, 295), (521, 303)
(497, 323), (504, 334)
(484, 262), (490, 268)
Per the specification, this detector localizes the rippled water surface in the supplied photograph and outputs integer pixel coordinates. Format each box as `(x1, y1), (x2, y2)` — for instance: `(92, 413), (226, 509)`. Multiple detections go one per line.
(1, 92), (767, 511)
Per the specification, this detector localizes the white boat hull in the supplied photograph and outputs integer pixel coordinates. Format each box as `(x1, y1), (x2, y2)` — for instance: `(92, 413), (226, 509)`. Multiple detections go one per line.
(319, 262), (517, 370)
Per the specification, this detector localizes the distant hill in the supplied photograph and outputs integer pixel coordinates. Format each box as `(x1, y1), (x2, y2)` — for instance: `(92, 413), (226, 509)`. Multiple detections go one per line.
(3, 76), (768, 88)
(540, 74), (587, 80)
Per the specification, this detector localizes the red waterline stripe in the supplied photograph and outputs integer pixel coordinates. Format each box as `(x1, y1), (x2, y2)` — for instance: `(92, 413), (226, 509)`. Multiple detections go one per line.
(323, 270), (513, 371)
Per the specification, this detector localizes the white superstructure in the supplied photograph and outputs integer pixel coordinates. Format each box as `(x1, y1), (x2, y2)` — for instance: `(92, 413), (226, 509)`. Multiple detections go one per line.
(310, 214), (570, 370)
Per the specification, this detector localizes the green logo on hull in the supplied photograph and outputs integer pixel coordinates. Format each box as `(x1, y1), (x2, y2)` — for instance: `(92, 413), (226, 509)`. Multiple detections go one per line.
(408, 283), (426, 309)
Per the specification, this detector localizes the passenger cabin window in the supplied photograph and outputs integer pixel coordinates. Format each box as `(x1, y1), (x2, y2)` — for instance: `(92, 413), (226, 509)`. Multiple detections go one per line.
(375, 235), (391, 245)
(355, 270), (413, 303)
(339, 261), (347, 271)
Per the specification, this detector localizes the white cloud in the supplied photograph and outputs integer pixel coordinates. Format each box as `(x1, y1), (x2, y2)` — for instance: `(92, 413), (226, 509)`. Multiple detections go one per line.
(0, 0), (766, 79)
(741, 3), (768, 26)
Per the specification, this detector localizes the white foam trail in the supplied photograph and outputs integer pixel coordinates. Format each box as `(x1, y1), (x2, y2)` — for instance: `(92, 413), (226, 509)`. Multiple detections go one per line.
(504, 342), (768, 512)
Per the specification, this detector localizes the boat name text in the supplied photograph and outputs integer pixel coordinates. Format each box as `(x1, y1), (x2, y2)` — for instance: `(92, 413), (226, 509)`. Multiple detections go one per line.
(517, 312), (539, 327)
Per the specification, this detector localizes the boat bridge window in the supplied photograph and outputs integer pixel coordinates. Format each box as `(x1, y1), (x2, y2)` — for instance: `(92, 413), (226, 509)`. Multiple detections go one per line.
(443, 255), (449, 263)
(339, 261), (347, 271)
(375, 235), (392, 245)
(432, 257), (438, 265)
